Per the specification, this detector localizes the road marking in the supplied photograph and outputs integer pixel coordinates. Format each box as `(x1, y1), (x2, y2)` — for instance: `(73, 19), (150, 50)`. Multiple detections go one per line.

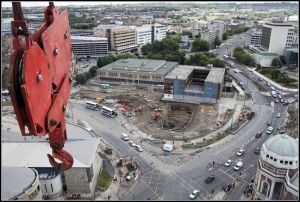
(218, 168), (236, 180)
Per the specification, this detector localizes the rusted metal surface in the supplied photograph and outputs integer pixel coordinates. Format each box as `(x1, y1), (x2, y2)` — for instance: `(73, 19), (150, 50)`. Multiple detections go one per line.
(8, 2), (73, 171)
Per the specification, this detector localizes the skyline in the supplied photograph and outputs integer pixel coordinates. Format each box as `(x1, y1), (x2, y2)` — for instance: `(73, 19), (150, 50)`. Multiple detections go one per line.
(1, 1), (298, 8)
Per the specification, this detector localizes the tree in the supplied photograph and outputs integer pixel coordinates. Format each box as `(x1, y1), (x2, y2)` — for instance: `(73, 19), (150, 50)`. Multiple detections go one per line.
(222, 33), (228, 41)
(194, 33), (201, 39)
(192, 39), (209, 52)
(116, 53), (135, 60)
(89, 66), (98, 77)
(97, 56), (116, 68)
(271, 57), (282, 79)
(182, 31), (193, 38)
(75, 73), (87, 85)
(214, 38), (221, 47)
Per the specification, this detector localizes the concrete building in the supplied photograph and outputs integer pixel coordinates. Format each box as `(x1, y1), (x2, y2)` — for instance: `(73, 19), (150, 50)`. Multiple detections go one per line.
(152, 23), (167, 41)
(254, 134), (298, 200)
(136, 26), (152, 46)
(200, 30), (217, 49)
(261, 22), (295, 56)
(71, 36), (108, 59)
(93, 25), (138, 55)
(163, 65), (225, 104)
(284, 47), (298, 66)
(249, 45), (278, 68)
(1, 167), (43, 200)
(2, 123), (102, 200)
(97, 58), (178, 85)
(250, 30), (262, 48)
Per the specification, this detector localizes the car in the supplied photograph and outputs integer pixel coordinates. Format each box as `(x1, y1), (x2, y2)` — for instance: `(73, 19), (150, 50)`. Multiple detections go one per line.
(266, 126), (274, 134)
(233, 161), (243, 171)
(278, 95), (282, 99)
(255, 131), (262, 138)
(254, 147), (260, 154)
(237, 149), (244, 156)
(280, 98), (284, 103)
(271, 86), (275, 91)
(205, 175), (215, 183)
(121, 133), (129, 141)
(129, 141), (137, 147)
(135, 145), (143, 152)
(267, 83), (271, 87)
(275, 90), (279, 94)
(258, 78), (263, 81)
(276, 113), (281, 118)
(224, 159), (233, 167)
(267, 121), (272, 125)
(189, 190), (200, 199)
(275, 98), (279, 103)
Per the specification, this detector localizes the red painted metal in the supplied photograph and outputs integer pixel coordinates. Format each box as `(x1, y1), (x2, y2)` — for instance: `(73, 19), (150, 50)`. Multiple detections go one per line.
(8, 2), (73, 171)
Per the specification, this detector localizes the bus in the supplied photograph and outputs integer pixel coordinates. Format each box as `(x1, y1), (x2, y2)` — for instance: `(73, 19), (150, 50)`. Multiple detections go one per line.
(101, 106), (118, 118)
(85, 101), (101, 111)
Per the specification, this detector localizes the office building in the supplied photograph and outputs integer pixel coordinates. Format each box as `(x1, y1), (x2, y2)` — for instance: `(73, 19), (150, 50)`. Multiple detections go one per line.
(254, 134), (298, 200)
(251, 30), (262, 47)
(261, 22), (295, 55)
(97, 58), (178, 85)
(200, 30), (217, 49)
(93, 25), (138, 55)
(71, 36), (108, 59)
(163, 65), (225, 104)
(136, 26), (152, 46)
(152, 23), (167, 41)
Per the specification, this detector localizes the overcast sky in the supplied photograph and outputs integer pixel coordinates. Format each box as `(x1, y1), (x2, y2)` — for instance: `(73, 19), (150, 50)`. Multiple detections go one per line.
(2, 1), (297, 8)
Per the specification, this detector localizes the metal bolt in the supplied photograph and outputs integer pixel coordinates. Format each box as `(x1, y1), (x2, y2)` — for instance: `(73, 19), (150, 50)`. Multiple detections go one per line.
(53, 48), (58, 56)
(64, 32), (68, 39)
(37, 73), (43, 81)
(50, 119), (57, 126)
(63, 105), (66, 112)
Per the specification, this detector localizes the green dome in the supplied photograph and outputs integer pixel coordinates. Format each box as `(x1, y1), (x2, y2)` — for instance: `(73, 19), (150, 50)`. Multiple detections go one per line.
(264, 134), (298, 157)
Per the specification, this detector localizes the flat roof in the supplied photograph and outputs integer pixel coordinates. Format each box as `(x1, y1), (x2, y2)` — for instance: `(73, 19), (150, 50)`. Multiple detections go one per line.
(2, 138), (100, 168)
(205, 68), (225, 84)
(71, 36), (107, 41)
(2, 167), (37, 200)
(98, 58), (178, 76)
(165, 65), (208, 80)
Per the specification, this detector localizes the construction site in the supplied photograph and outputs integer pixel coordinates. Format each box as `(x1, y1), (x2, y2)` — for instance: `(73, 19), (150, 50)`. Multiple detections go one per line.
(74, 81), (241, 142)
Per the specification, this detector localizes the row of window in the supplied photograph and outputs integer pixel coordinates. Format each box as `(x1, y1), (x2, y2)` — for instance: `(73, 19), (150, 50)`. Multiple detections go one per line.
(266, 154), (294, 165)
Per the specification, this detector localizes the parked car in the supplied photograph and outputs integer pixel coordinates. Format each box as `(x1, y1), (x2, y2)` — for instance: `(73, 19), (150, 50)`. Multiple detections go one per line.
(275, 98), (279, 103)
(233, 161), (243, 171)
(205, 175), (215, 183)
(129, 141), (137, 147)
(278, 95), (282, 99)
(254, 147), (260, 154)
(224, 160), (233, 167)
(255, 131), (262, 138)
(259, 78), (263, 81)
(237, 149), (245, 156)
(267, 121), (272, 125)
(189, 190), (200, 199)
(135, 145), (143, 152)
(276, 113), (281, 118)
(280, 98), (284, 103)
(266, 126), (274, 134)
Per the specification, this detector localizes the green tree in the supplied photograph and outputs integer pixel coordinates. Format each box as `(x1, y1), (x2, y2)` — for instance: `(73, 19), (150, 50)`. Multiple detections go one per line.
(271, 57), (283, 79)
(75, 73), (87, 85)
(194, 33), (201, 39)
(97, 56), (116, 68)
(116, 53), (135, 60)
(222, 33), (228, 41)
(182, 31), (193, 38)
(89, 66), (98, 77)
(192, 39), (209, 52)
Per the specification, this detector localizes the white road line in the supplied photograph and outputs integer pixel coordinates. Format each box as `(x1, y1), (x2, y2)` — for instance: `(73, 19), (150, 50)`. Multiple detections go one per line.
(218, 168), (236, 180)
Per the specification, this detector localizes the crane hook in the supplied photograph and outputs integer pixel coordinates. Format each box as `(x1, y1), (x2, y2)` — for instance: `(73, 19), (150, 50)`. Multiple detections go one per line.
(47, 149), (74, 171)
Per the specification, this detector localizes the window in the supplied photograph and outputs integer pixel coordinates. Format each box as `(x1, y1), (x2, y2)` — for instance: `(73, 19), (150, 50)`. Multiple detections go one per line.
(51, 183), (54, 192)
(261, 181), (269, 197)
(266, 154), (269, 158)
(289, 161), (293, 165)
(284, 161), (288, 165)
(44, 184), (48, 193)
(274, 158), (277, 162)
(280, 160), (283, 164)
(270, 156), (273, 160)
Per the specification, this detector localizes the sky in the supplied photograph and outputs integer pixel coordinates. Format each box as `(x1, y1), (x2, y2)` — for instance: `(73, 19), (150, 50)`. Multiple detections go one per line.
(2, 1), (298, 8)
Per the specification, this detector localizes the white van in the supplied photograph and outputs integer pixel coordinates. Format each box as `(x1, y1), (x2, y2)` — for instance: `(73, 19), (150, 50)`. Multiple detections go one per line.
(233, 161), (243, 171)
(121, 133), (129, 141)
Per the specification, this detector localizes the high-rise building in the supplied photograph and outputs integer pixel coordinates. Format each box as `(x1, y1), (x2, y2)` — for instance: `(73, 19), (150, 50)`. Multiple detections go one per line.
(250, 30), (262, 47)
(254, 134), (298, 200)
(136, 26), (152, 46)
(261, 22), (295, 55)
(152, 23), (167, 42)
(71, 36), (108, 59)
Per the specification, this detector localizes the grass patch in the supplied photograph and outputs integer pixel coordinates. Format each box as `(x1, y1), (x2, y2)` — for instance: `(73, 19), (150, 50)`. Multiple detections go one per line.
(182, 143), (194, 149)
(97, 169), (112, 191)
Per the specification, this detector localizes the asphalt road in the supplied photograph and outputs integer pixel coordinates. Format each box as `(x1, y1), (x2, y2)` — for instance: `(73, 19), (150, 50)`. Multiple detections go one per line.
(67, 32), (296, 200)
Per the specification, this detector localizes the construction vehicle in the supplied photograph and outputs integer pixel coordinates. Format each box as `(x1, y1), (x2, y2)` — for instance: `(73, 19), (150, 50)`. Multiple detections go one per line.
(8, 2), (73, 171)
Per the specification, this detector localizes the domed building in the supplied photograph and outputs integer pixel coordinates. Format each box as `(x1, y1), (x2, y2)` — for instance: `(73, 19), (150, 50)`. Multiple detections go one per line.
(254, 134), (298, 200)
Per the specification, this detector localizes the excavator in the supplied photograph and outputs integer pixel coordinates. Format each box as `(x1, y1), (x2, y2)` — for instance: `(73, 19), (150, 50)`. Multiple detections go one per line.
(8, 2), (73, 171)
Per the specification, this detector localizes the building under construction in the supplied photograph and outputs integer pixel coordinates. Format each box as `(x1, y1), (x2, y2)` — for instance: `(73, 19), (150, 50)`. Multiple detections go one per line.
(163, 65), (225, 104)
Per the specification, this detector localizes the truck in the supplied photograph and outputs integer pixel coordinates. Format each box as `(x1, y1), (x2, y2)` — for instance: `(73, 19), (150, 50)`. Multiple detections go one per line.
(163, 143), (173, 152)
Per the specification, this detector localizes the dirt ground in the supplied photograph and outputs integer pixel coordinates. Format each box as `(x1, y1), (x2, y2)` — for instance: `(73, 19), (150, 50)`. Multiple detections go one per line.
(76, 83), (234, 141)
(285, 103), (299, 138)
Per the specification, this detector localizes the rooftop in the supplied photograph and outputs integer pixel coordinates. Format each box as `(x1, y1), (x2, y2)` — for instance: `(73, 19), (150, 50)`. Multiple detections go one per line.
(98, 58), (178, 76)
(264, 134), (298, 158)
(1, 167), (37, 200)
(205, 68), (225, 84)
(71, 36), (107, 41)
(165, 65), (208, 80)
